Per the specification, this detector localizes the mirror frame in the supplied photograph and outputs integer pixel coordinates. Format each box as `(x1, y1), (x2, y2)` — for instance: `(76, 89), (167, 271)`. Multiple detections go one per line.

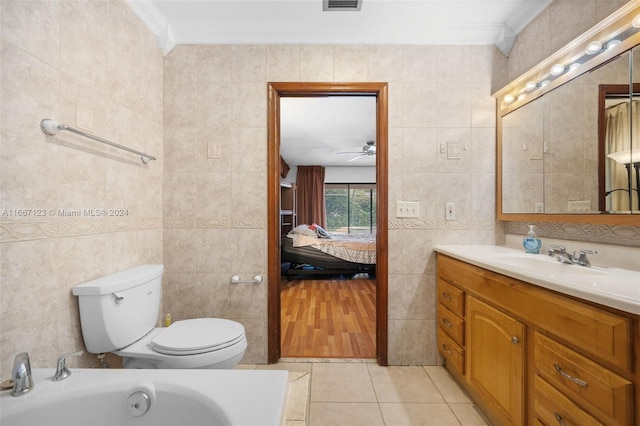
(494, 1), (640, 224)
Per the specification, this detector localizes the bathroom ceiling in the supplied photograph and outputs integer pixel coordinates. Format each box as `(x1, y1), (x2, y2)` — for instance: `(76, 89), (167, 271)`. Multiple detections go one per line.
(279, 96), (378, 167)
(126, 0), (552, 54)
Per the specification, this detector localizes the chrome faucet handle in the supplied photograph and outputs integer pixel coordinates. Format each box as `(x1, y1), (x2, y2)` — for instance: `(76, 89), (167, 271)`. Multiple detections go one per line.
(11, 352), (34, 396)
(577, 249), (598, 267)
(52, 350), (83, 382)
(548, 244), (566, 256)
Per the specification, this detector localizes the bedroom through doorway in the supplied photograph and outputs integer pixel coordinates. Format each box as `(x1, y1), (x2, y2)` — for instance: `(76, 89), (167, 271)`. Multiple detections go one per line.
(267, 82), (389, 363)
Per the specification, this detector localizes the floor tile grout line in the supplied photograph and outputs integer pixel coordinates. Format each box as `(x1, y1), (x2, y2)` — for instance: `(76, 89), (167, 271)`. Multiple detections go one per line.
(366, 362), (382, 404)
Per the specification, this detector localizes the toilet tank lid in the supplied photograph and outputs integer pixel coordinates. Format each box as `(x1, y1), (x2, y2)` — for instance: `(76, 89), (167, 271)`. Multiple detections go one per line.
(72, 264), (164, 296)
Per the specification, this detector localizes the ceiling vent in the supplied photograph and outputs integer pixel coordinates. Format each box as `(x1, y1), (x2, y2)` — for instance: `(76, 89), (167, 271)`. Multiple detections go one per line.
(323, 0), (362, 11)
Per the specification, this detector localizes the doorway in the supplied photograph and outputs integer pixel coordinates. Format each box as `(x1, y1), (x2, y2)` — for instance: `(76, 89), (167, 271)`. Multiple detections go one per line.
(267, 82), (388, 365)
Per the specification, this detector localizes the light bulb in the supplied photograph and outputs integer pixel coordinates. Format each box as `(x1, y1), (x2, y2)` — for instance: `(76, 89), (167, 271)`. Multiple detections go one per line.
(504, 94), (515, 104)
(568, 63), (580, 71)
(585, 41), (603, 54)
(607, 39), (621, 50)
(525, 81), (538, 92)
(550, 63), (565, 76)
(633, 14), (640, 28)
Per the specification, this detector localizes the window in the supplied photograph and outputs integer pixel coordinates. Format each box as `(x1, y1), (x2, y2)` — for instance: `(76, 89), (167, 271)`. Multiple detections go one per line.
(325, 183), (376, 234)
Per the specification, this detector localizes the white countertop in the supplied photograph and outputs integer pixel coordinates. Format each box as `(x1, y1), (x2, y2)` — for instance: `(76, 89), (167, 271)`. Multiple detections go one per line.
(434, 245), (640, 315)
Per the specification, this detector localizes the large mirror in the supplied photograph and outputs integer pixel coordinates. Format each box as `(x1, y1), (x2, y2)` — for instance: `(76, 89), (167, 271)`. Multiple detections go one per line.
(496, 2), (640, 223)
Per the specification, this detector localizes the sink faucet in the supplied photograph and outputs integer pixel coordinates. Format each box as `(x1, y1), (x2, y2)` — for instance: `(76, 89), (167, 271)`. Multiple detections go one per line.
(11, 352), (34, 396)
(548, 244), (597, 267)
(575, 249), (598, 267)
(52, 351), (83, 382)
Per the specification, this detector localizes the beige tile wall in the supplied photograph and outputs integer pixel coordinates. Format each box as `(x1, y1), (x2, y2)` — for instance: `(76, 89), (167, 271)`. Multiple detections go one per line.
(0, 0), (163, 379)
(163, 44), (501, 365)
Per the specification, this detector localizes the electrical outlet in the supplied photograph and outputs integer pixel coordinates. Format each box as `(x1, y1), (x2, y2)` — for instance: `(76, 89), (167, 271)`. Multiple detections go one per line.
(534, 203), (544, 213)
(445, 203), (456, 221)
(396, 201), (420, 218)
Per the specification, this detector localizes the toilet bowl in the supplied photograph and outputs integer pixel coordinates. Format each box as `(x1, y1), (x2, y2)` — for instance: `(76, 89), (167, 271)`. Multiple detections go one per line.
(72, 265), (247, 369)
(117, 318), (248, 369)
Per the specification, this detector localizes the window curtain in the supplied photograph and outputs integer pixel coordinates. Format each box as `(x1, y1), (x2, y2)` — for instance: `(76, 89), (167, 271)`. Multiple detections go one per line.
(296, 166), (326, 228)
(605, 101), (638, 211)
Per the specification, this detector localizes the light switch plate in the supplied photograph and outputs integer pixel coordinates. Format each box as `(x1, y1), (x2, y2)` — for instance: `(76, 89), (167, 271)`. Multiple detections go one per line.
(447, 143), (461, 159)
(76, 102), (94, 132)
(568, 200), (590, 212)
(396, 201), (420, 218)
(445, 202), (456, 221)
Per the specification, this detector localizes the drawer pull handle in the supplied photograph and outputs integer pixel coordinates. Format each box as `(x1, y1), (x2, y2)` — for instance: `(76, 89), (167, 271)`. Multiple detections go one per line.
(554, 364), (588, 387)
(442, 344), (452, 355)
(442, 318), (453, 328)
(442, 292), (452, 301)
(511, 336), (520, 345)
(554, 412), (566, 426)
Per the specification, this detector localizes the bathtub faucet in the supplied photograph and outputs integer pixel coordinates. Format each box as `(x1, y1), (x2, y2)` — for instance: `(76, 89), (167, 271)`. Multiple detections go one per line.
(11, 352), (34, 396)
(53, 351), (84, 382)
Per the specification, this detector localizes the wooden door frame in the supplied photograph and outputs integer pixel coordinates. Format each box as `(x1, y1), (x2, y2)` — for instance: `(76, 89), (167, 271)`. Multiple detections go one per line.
(267, 82), (389, 365)
(597, 83), (640, 211)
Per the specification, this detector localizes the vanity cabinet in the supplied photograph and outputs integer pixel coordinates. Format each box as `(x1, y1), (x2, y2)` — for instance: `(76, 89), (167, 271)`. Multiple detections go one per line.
(436, 254), (637, 426)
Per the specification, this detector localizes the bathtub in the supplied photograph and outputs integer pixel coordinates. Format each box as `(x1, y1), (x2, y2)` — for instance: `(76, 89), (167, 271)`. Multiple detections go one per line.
(0, 368), (288, 426)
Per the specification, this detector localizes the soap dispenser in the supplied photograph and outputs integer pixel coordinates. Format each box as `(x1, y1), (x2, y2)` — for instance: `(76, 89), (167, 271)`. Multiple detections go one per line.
(523, 224), (541, 254)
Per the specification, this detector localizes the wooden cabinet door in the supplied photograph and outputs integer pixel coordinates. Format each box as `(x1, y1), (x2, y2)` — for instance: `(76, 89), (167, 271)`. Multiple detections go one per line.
(466, 296), (525, 425)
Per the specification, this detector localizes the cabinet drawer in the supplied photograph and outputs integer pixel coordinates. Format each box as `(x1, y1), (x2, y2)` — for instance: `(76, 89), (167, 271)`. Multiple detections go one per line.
(438, 326), (464, 375)
(534, 333), (632, 425)
(437, 304), (464, 345)
(533, 375), (604, 426)
(437, 277), (464, 316)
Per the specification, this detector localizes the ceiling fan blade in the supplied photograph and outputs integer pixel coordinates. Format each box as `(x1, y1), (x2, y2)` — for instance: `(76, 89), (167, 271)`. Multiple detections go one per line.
(348, 154), (366, 161)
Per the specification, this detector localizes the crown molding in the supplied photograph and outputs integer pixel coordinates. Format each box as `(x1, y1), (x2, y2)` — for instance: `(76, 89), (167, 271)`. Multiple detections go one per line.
(505, 0), (552, 34)
(124, 0), (175, 55)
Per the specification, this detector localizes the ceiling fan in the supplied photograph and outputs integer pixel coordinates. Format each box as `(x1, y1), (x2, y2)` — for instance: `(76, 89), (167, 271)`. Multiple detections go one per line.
(337, 141), (376, 162)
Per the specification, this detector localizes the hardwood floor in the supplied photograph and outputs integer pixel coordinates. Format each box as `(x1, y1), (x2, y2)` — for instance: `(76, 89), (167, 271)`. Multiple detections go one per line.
(280, 277), (376, 358)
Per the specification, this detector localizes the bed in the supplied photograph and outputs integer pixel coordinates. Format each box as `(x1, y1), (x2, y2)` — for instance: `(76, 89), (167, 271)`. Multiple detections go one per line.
(281, 224), (376, 280)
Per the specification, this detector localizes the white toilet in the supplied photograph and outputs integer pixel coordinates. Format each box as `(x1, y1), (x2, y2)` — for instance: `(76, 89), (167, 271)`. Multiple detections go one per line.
(72, 264), (247, 369)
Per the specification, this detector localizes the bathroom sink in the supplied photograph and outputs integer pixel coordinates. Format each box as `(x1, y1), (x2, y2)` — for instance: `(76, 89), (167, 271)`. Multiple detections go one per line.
(434, 244), (640, 314)
(491, 253), (607, 277)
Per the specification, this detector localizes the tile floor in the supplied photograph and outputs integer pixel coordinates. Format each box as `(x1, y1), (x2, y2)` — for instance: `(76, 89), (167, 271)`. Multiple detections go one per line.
(239, 361), (491, 426)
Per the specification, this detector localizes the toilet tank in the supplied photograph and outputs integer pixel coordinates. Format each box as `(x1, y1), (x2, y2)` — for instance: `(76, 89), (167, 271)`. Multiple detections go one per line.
(72, 265), (164, 354)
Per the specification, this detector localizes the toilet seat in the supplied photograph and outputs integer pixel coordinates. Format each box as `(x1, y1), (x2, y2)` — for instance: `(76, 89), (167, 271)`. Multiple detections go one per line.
(151, 318), (245, 356)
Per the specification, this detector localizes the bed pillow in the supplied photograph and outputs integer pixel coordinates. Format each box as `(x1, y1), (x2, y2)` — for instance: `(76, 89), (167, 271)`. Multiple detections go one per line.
(290, 224), (318, 238)
(310, 223), (332, 239)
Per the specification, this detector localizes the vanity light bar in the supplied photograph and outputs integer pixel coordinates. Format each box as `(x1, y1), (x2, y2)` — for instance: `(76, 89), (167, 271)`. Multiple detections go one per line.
(501, 10), (640, 108)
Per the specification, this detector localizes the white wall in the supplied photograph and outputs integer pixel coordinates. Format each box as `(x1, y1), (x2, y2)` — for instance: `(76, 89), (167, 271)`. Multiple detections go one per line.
(284, 166), (376, 183)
